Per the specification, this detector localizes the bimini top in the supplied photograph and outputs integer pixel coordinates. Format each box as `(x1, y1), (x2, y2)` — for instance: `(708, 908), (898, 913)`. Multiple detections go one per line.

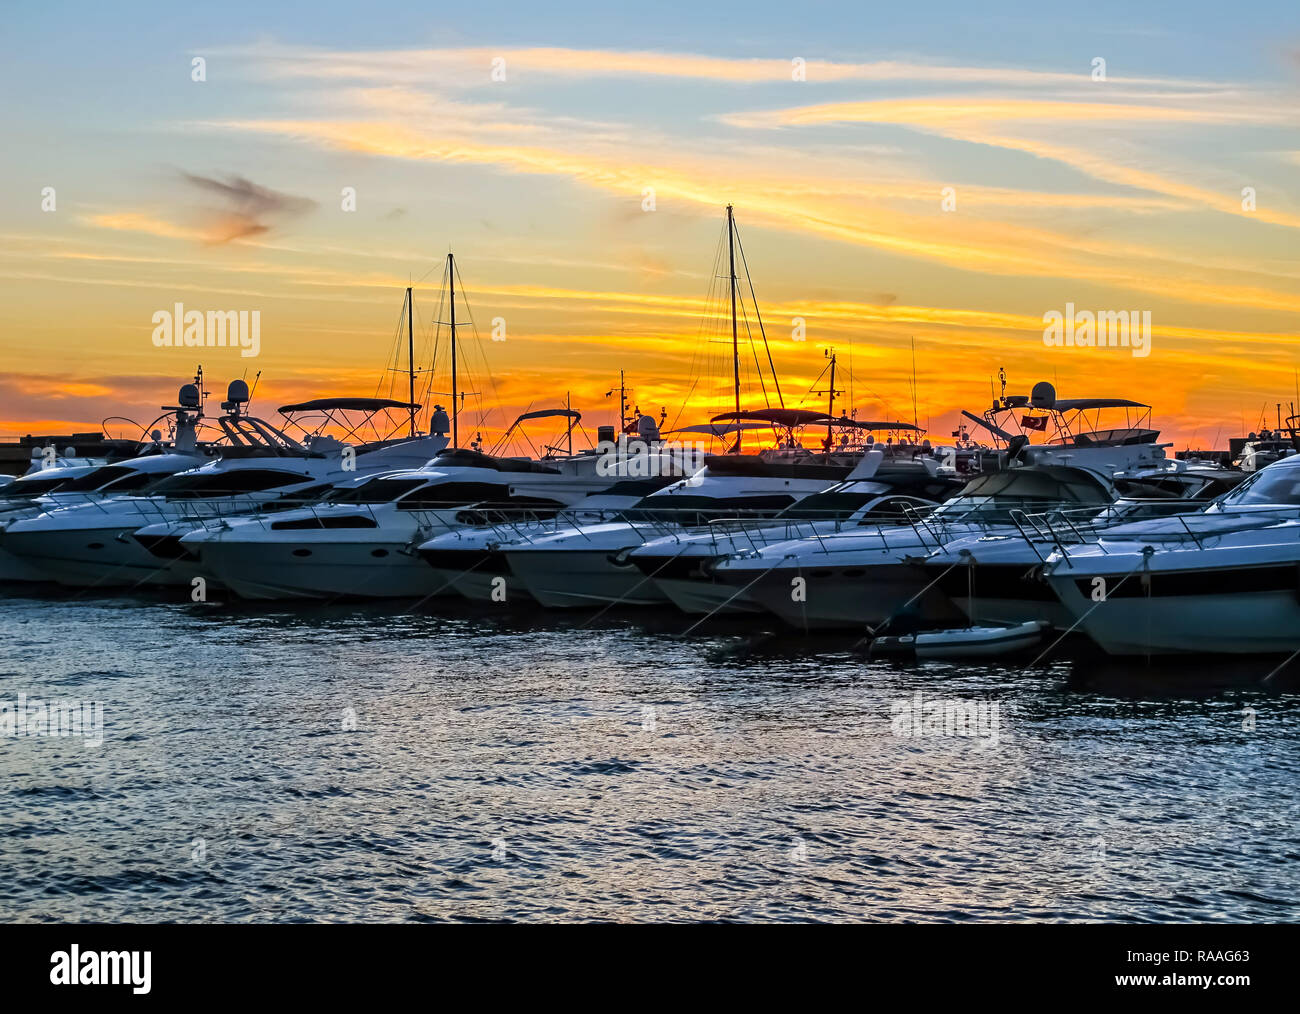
(278, 397), (420, 414)
(511, 408), (581, 422)
(710, 409), (831, 428)
(666, 422), (772, 437)
(1051, 398), (1150, 412)
(430, 447), (562, 474)
(827, 417), (924, 432)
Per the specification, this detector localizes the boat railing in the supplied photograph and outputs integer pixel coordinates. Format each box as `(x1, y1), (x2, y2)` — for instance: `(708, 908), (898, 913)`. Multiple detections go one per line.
(1011, 502), (1300, 561)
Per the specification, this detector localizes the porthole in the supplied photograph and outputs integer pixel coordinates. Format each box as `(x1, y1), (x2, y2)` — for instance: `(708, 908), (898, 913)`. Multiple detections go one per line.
(292, 548), (312, 558)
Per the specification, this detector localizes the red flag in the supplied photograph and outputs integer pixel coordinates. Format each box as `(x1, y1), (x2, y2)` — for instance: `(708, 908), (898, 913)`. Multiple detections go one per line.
(1021, 414), (1048, 431)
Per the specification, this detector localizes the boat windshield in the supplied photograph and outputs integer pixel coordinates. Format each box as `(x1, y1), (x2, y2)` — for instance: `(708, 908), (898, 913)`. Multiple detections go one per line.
(1213, 465), (1300, 508)
(0, 473), (77, 500)
(54, 465), (157, 494)
(621, 493), (798, 525)
(148, 468), (310, 499)
(929, 469), (1108, 520)
(777, 490), (874, 519)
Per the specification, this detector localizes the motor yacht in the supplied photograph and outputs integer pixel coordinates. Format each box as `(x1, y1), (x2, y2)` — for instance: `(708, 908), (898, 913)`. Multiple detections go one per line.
(1040, 456), (1300, 655)
(920, 458), (1245, 629)
(180, 421), (685, 599)
(624, 446), (964, 616)
(710, 381), (1175, 631)
(495, 414), (882, 610)
(0, 383), (445, 588)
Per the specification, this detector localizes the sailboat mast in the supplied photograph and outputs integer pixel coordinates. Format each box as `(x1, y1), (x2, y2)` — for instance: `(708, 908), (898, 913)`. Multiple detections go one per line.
(827, 350), (836, 449)
(727, 204), (740, 452)
(406, 286), (416, 438)
(449, 252), (458, 448)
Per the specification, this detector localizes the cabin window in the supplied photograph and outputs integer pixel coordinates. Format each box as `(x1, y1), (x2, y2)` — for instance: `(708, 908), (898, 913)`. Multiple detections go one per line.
(397, 482), (511, 510)
(152, 469), (308, 499)
(270, 515), (379, 531)
(327, 478), (427, 505)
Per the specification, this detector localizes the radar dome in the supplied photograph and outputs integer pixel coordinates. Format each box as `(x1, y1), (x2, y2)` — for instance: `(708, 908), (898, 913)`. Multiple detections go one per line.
(636, 414), (660, 441)
(430, 406), (450, 436)
(227, 379), (250, 404)
(1029, 381), (1056, 409)
(178, 383), (200, 408)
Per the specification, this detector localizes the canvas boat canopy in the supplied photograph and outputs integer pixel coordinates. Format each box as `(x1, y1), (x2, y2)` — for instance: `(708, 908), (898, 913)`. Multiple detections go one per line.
(510, 408), (582, 423)
(1052, 398), (1150, 412)
(710, 409), (831, 427)
(277, 397), (420, 414)
(826, 417), (924, 432)
(665, 422), (772, 437)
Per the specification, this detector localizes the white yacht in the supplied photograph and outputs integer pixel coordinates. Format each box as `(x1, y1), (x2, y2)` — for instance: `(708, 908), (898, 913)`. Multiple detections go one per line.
(710, 382), (1174, 631)
(496, 417), (877, 610)
(179, 431), (682, 599)
(0, 379), (219, 582)
(919, 459), (1245, 629)
(1041, 456), (1300, 655)
(0, 383), (445, 588)
(623, 447), (963, 616)
(415, 478), (678, 604)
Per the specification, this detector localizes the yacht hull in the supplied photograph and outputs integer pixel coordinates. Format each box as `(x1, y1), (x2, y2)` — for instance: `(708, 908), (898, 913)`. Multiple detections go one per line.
(654, 576), (762, 615)
(0, 546), (52, 583)
(626, 552), (760, 615)
(1047, 567), (1300, 655)
(934, 564), (1075, 628)
(0, 526), (183, 588)
(504, 548), (669, 608)
(416, 546), (534, 603)
(723, 562), (965, 631)
(193, 539), (454, 601)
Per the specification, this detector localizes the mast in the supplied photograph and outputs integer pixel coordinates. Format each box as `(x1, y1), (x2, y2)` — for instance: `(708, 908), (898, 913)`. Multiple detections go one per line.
(826, 349), (837, 450)
(449, 252), (458, 448)
(619, 370), (627, 431)
(727, 204), (740, 451)
(911, 337), (919, 429)
(406, 286), (416, 438)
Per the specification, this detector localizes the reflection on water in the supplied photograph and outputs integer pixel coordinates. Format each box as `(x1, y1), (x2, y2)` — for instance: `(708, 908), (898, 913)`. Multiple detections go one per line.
(0, 585), (1297, 923)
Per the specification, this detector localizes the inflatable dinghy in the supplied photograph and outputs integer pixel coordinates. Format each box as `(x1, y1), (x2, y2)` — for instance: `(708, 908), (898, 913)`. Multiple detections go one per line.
(870, 620), (1049, 659)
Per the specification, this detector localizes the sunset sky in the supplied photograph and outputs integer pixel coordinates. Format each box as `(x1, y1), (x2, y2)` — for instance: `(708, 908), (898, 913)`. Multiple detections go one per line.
(2, 1), (1298, 451)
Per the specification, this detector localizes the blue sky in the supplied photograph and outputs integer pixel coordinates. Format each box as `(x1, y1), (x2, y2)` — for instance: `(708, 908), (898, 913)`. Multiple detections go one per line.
(1, 1), (1297, 445)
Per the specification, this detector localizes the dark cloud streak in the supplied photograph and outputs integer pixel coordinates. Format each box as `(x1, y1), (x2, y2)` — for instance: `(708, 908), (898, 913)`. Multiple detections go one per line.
(179, 171), (317, 244)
